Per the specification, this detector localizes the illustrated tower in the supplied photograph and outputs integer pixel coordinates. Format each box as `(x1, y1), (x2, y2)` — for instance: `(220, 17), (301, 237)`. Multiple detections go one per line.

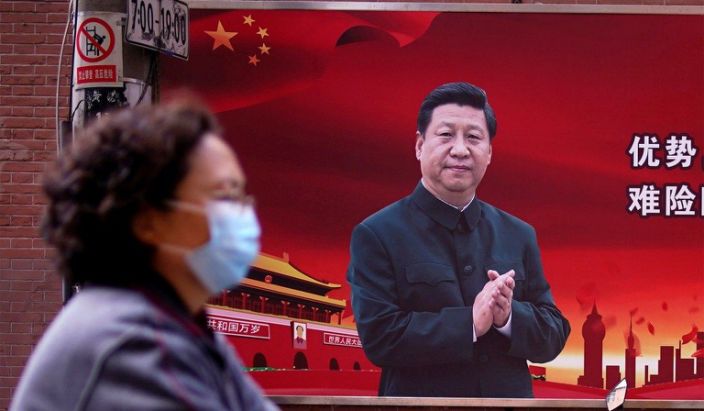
(625, 317), (637, 388)
(578, 304), (605, 388)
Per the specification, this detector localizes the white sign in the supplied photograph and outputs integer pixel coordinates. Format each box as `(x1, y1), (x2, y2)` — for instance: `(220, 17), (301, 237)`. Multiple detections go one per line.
(126, 0), (189, 60)
(207, 315), (271, 340)
(73, 12), (123, 90)
(323, 332), (362, 348)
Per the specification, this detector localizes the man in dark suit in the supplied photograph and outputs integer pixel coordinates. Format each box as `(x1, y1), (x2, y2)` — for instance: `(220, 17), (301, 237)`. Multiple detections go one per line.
(347, 82), (570, 398)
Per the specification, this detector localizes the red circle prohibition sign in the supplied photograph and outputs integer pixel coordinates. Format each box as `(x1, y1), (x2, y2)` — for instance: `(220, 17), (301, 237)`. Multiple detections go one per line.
(76, 17), (115, 63)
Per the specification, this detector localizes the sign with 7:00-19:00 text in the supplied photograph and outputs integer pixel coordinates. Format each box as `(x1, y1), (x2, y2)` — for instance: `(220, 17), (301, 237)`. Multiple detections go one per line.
(126, 0), (189, 60)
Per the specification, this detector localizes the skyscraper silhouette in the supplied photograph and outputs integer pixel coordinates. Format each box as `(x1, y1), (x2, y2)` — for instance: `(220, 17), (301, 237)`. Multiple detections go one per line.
(625, 317), (637, 388)
(578, 304), (605, 388)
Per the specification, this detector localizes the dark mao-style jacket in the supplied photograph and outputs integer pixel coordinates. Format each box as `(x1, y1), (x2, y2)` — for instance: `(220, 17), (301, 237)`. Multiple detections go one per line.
(347, 183), (570, 397)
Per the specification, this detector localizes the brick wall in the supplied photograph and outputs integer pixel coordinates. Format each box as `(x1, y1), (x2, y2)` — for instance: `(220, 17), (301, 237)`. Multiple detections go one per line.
(0, 0), (702, 410)
(0, 0), (72, 409)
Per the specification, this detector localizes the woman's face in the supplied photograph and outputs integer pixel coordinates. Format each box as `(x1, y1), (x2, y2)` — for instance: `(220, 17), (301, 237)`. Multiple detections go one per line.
(158, 133), (247, 248)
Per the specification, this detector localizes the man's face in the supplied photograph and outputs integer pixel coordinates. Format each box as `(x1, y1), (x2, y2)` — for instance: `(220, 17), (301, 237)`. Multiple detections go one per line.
(416, 103), (492, 205)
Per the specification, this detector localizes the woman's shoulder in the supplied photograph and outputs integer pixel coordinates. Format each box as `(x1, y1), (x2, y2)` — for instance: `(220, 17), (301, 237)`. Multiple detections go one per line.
(11, 286), (208, 410)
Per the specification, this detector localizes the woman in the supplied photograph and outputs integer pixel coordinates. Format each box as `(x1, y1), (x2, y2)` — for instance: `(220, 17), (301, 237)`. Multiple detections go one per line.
(11, 99), (278, 410)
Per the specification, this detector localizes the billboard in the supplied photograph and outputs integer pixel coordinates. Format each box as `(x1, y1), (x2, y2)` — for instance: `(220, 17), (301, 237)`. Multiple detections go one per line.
(161, 3), (703, 398)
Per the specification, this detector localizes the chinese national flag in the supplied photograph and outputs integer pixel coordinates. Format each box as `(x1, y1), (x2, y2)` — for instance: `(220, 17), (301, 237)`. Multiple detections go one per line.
(161, 10), (439, 113)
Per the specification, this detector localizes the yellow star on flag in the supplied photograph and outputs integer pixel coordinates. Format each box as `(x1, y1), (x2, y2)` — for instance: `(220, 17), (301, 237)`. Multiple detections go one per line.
(205, 21), (237, 51)
(256, 27), (269, 39)
(248, 54), (261, 66)
(243, 15), (255, 26)
(258, 43), (271, 55)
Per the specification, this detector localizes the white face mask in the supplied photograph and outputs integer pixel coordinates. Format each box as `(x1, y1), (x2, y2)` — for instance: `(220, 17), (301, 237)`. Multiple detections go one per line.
(164, 200), (261, 295)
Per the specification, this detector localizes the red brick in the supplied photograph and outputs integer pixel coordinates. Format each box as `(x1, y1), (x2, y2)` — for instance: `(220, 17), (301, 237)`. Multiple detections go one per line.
(33, 107), (56, 117)
(0, 227), (39, 238)
(10, 173), (32, 184)
(0, 13), (46, 24)
(11, 259), (32, 270)
(0, 269), (44, 281)
(0, 248), (43, 258)
(11, 65), (33, 75)
(0, 195), (9, 204)
(31, 238), (46, 248)
(10, 216), (33, 226)
(0, 161), (45, 174)
(10, 106), (33, 116)
(0, 332), (34, 345)
(33, 85), (69, 97)
(12, 2), (37, 12)
(48, 13), (70, 24)
(11, 86), (33, 96)
(35, 24), (66, 35)
(0, 23), (12, 33)
(45, 34), (65, 44)
(10, 238), (33, 248)
(10, 344), (33, 356)
(34, 129), (58, 140)
(1, 34), (45, 44)
(1, 54), (45, 65)
(37, 3), (72, 13)
(12, 23), (35, 34)
(0, 150), (32, 161)
(32, 195), (48, 205)
(29, 302), (60, 313)
(44, 291), (61, 303)
(9, 281), (36, 292)
(0, 117), (44, 129)
(34, 275), (60, 290)
(11, 194), (33, 205)
(3, 140), (45, 151)
(0, 377), (19, 392)
(2, 75), (45, 86)
(10, 44), (35, 54)
(2, 355), (29, 367)
(33, 151), (56, 161)
(34, 65), (60, 75)
(0, 96), (52, 107)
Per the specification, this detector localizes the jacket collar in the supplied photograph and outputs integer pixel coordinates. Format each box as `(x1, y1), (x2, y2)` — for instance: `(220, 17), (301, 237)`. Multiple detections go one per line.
(411, 181), (481, 231)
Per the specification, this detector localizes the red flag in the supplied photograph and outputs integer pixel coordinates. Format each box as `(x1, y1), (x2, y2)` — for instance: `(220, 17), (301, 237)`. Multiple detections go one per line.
(636, 317), (645, 325)
(682, 325), (698, 344)
(692, 348), (704, 358)
(161, 10), (439, 113)
(647, 322), (655, 335)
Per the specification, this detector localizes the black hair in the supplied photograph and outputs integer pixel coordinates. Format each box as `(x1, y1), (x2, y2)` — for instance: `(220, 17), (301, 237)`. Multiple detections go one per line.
(416, 82), (497, 139)
(42, 98), (221, 286)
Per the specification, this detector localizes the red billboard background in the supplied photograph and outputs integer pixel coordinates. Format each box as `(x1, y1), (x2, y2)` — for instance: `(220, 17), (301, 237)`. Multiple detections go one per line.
(162, 8), (703, 395)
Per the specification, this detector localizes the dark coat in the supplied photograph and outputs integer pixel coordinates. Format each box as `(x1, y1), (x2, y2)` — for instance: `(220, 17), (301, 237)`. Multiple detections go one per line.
(347, 183), (570, 397)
